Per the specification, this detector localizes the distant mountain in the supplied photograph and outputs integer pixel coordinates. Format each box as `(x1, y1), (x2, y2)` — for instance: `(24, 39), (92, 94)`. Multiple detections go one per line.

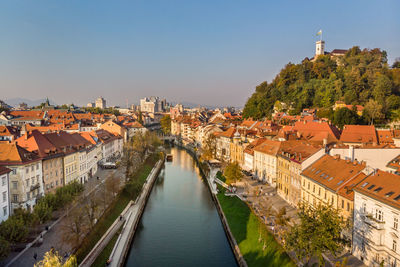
(4, 98), (57, 108)
(169, 101), (220, 110)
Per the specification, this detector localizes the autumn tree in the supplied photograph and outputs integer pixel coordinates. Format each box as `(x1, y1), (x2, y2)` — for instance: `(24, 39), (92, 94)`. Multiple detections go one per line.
(200, 133), (217, 161)
(364, 99), (384, 125)
(160, 115), (171, 134)
(285, 203), (346, 266)
(223, 162), (242, 185)
(105, 173), (120, 199)
(34, 250), (77, 267)
(82, 193), (101, 230)
(61, 206), (88, 250)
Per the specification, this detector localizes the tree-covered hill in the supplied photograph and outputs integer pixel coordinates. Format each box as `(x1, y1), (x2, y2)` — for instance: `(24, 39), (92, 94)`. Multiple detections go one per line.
(243, 47), (400, 121)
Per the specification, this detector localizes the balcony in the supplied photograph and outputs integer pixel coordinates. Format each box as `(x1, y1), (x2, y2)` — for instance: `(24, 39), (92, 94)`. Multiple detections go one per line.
(30, 183), (40, 192)
(364, 214), (385, 230)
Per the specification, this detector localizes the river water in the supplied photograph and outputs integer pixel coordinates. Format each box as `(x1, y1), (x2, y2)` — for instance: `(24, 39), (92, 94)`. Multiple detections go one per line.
(124, 147), (238, 267)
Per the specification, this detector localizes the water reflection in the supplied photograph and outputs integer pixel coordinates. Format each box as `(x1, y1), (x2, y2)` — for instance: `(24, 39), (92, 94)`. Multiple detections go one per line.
(125, 147), (237, 267)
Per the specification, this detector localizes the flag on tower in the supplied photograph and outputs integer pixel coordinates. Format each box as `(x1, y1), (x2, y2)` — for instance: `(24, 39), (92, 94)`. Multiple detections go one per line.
(316, 30), (322, 36)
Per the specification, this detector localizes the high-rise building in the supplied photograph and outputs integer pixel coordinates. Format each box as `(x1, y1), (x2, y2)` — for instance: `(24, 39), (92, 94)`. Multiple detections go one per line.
(140, 97), (167, 113)
(95, 97), (106, 109)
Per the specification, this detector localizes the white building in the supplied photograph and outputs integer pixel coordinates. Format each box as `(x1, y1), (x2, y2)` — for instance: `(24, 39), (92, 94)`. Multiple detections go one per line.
(253, 140), (281, 186)
(0, 167), (11, 222)
(95, 97), (106, 109)
(353, 170), (400, 266)
(0, 143), (44, 213)
(140, 97), (166, 113)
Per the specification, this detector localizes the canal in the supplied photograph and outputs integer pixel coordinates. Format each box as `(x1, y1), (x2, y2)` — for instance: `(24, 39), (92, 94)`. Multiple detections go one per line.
(125, 147), (238, 267)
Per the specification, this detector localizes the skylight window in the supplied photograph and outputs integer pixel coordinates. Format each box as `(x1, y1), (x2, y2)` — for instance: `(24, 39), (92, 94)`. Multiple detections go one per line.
(367, 185), (375, 190)
(320, 173), (325, 177)
(316, 170), (320, 174)
(374, 187), (383, 193)
(328, 177), (334, 181)
(337, 180), (344, 185)
(361, 182), (369, 188)
(395, 195), (400, 201)
(386, 191), (394, 197)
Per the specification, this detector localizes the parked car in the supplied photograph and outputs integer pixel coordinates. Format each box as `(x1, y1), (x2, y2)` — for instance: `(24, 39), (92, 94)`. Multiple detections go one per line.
(101, 162), (117, 169)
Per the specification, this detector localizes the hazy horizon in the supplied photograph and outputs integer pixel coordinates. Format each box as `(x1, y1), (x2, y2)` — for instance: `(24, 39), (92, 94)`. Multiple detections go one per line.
(1, 0), (399, 107)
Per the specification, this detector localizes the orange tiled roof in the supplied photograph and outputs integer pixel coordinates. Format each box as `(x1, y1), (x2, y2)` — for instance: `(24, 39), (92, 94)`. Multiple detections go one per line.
(0, 142), (40, 165)
(293, 121), (340, 142)
(278, 140), (322, 163)
(302, 154), (366, 197)
(355, 170), (400, 210)
(253, 140), (282, 156)
(16, 130), (59, 158)
(340, 125), (377, 144)
(216, 127), (236, 138)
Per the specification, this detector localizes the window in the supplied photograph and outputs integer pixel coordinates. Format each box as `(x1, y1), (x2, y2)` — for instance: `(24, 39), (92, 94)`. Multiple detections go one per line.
(395, 218), (399, 230)
(26, 167), (29, 174)
(376, 209), (383, 222)
(3, 206), (6, 216)
(318, 188), (321, 196)
(393, 240), (397, 252)
(31, 165), (34, 171)
(36, 175), (39, 183)
(26, 192), (30, 200)
(363, 202), (366, 213)
(324, 192), (327, 200)
(13, 194), (18, 202)
(347, 202), (350, 211)
(12, 181), (17, 189)
(36, 163), (39, 170)
(313, 185), (315, 193)
(1, 177), (5, 186)
(342, 200), (344, 209)
(11, 168), (16, 175)
(26, 179), (29, 187)
(2, 192), (6, 202)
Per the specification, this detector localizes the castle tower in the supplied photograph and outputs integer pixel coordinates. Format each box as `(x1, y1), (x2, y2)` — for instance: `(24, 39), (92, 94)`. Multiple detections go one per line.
(315, 40), (325, 56)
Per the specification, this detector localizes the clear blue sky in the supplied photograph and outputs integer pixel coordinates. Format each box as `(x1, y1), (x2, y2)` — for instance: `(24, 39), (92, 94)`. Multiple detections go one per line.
(0, 0), (399, 107)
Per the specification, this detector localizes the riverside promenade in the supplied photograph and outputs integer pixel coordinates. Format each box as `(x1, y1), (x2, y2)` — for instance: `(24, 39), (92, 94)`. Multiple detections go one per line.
(107, 158), (164, 267)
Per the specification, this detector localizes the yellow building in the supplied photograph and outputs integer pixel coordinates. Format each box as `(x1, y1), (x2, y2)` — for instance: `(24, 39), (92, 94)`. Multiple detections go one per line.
(229, 130), (248, 166)
(276, 140), (323, 206)
(301, 154), (367, 220)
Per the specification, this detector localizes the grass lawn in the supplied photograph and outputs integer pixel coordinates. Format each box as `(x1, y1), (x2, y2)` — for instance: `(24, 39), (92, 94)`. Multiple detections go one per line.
(76, 154), (160, 263)
(217, 191), (294, 267)
(92, 226), (122, 267)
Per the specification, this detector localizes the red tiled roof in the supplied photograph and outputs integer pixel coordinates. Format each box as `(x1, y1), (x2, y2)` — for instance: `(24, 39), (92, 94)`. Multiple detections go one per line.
(340, 125), (377, 144)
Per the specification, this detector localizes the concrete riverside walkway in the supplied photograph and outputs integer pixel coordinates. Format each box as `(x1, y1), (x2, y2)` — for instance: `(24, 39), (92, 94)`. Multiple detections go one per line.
(81, 158), (164, 267)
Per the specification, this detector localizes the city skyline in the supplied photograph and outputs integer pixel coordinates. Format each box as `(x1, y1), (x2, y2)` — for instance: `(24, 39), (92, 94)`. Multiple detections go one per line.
(0, 0), (399, 107)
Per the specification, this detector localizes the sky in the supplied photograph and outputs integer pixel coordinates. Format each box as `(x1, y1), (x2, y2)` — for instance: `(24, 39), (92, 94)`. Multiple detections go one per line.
(0, 0), (399, 108)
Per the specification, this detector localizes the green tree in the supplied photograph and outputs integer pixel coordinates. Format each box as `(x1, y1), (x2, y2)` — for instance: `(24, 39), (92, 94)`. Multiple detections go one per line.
(223, 162), (242, 185)
(285, 204), (346, 266)
(0, 214), (29, 243)
(160, 115), (171, 134)
(34, 200), (53, 224)
(0, 236), (10, 260)
(333, 107), (360, 129)
(138, 111), (143, 124)
(316, 107), (334, 120)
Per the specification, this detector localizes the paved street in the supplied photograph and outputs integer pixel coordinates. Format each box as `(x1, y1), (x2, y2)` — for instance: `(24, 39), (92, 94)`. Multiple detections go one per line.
(234, 175), (365, 267)
(2, 166), (124, 267)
